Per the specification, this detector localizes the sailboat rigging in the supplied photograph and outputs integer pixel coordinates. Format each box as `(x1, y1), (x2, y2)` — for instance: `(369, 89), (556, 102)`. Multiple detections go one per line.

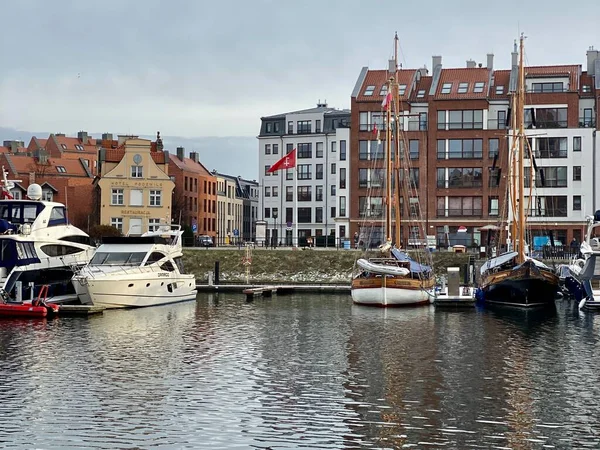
(479, 34), (559, 307)
(351, 33), (435, 307)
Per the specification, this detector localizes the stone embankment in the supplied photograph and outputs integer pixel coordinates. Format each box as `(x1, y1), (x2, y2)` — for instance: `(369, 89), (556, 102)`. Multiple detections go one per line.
(182, 248), (473, 284)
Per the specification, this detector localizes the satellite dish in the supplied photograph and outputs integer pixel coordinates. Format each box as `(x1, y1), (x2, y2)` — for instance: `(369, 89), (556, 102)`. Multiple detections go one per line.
(27, 184), (43, 201)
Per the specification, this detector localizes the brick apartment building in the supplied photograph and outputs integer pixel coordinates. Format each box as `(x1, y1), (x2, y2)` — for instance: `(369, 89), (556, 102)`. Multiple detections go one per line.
(168, 146), (218, 240)
(350, 45), (600, 250)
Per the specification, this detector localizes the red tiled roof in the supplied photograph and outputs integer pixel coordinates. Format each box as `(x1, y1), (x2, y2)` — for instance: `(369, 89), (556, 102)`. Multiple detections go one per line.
(169, 154), (214, 176)
(103, 149), (166, 164)
(4, 154), (91, 177)
(408, 75), (432, 102)
(355, 69), (417, 102)
(434, 68), (491, 99)
(524, 65), (579, 90)
(489, 70), (511, 99)
(0, 146), (9, 154)
(54, 136), (97, 153)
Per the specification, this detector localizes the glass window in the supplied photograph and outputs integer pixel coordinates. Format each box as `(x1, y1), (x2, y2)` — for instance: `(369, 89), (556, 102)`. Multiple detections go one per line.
(457, 82), (468, 93)
(131, 166), (143, 178)
(111, 189), (124, 205)
(573, 136), (581, 152)
(441, 83), (452, 94)
(364, 85), (375, 96)
(473, 82), (485, 93)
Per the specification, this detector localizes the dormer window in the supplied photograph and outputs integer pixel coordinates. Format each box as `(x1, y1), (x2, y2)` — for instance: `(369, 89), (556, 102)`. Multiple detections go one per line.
(582, 85), (591, 93)
(417, 90), (425, 98)
(532, 82), (563, 93)
(473, 82), (485, 93)
(364, 85), (375, 96)
(266, 123), (272, 133)
(458, 82), (469, 94)
(75, 145), (84, 151)
(495, 85), (504, 94)
(56, 166), (66, 173)
(61, 144), (67, 150)
(441, 83), (452, 94)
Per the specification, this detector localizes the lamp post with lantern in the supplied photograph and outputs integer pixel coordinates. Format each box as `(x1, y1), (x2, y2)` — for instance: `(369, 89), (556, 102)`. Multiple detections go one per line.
(272, 209), (278, 248)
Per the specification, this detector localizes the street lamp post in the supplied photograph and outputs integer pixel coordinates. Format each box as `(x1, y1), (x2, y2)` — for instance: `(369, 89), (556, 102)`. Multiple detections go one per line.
(272, 210), (278, 248)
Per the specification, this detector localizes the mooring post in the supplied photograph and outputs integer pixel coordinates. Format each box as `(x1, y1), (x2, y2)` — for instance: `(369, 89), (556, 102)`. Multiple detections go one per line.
(214, 261), (220, 285)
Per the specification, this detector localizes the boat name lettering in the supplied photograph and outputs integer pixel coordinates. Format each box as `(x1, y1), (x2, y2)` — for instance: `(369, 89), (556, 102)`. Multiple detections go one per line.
(157, 273), (169, 277)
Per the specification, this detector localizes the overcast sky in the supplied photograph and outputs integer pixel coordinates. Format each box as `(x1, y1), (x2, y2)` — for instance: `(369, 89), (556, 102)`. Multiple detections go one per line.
(1, 0), (598, 139)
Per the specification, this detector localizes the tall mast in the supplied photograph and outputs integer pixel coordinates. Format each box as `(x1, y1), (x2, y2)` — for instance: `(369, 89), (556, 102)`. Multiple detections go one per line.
(393, 32), (402, 247)
(386, 77), (393, 244)
(517, 34), (526, 263)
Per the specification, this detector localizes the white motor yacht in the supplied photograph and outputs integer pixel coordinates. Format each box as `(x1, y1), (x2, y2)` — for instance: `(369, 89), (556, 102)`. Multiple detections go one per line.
(72, 224), (197, 308)
(0, 172), (95, 303)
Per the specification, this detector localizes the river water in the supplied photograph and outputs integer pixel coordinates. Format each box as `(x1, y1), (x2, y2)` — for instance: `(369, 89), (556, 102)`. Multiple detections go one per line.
(0, 294), (598, 449)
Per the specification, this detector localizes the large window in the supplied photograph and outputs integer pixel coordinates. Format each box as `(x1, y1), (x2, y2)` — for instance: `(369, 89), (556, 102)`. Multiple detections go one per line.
(297, 143), (312, 158)
(526, 108), (567, 128)
(316, 142), (323, 158)
(408, 140), (419, 160)
(359, 168), (385, 188)
(131, 166), (143, 178)
(400, 168), (419, 189)
(315, 164), (323, 180)
(488, 196), (499, 216)
(298, 208), (312, 223)
(528, 196), (567, 217)
(534, 137), (567, 158)
(339, 168), (346, 189)
(149, 190), (162, 206)
(489, 138), (499, 158)
(438, 139), (483, 159)
(297, 120), (311, 134)
(315, 185), (323, 201)
(359, 196), (384, 218)
(359, 140), (384, 160)
(315, 207), (323, 223)
(111, 217), (123, 232)
(339, 197), (346, 217)
(437, 196), (483, 217)
(340, 140), (347, 161)
(297, 186), (312, 202)
(297, 164), (312, 180)
(286, 186), (293, 201)
(437, 168), (483, 188)
(531, 82), (564, 93)
(446, 110), (484, 130)
(489, 168), (501, 187)
(111, 188), (124, 205)
(525, 166), (567, 188)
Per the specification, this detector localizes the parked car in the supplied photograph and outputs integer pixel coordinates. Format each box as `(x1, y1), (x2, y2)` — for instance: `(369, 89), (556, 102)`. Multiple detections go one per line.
(198, 235), (214, 247)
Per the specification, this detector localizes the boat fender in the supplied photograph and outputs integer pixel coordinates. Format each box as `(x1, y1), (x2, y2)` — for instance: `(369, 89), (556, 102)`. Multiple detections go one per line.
(579, 297), (588, 310)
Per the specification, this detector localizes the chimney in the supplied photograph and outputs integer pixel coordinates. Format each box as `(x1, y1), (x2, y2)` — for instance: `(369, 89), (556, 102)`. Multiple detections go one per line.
(466, 59), (476, 68)
(487, 53), (494, 70)
(101, 133), (113, 141)
(419, 66), (428, 77)
(511, 40), (518, 67)
(432, 55), (442, 70)
(189, 151), (199, 163)
(388, 59), (396, 74)
(176, 146), (185, 161)
(56, 133), (65, 137)
(77, 131), (88, 145)
(587, 46), (599, 75)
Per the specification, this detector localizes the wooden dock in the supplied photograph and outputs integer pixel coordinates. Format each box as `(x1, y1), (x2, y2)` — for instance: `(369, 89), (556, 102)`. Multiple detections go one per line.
(197, 283), (351, 295)
(434, 296), (476, 307)
(58, 305), (106, 316)
(243, 286), (278, 301)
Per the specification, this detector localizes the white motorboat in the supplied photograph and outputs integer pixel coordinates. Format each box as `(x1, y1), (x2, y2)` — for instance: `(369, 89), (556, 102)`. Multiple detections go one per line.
(72, 224), (197, 308)
(567, 211), (600, 311)
(0, 170), (95, 303)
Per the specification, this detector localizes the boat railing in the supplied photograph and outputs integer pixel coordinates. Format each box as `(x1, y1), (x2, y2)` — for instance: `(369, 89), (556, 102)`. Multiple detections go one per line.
(77, 261), (180, 280)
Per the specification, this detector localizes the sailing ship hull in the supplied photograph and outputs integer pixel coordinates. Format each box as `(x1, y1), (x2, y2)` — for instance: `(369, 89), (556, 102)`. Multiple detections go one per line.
(351, 276), (435, 307)
(481, 261), (559, 307)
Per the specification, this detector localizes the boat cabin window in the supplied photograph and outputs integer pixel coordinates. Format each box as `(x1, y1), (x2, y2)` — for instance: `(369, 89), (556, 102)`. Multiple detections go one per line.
(160, 260), (176, 272)
(49, 207), (67, 226)
(60, 235), (91, 245)
(0, 203), (43, 224)
(145, 252), (166, 264)
(174, 256), (184, 272)
(15, 242), (37, 261)
(90, 251), (146, 266)
(40, 244), (84, 257)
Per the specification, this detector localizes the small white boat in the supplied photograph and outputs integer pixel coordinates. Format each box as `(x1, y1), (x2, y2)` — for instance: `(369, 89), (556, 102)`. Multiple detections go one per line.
(356, 258), (410, 276)
(72, 224), (196, 308)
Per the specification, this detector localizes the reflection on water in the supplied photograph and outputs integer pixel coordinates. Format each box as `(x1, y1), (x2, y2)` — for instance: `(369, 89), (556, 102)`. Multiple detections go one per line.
(0, 294), (599, 448)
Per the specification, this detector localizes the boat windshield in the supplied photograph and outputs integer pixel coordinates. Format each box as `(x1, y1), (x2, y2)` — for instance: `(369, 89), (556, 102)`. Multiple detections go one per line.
(90, 251), (147, 266)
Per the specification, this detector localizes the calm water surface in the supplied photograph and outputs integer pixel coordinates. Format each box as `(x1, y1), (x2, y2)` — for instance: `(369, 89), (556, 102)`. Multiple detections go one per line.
(0, 294), (599, 449)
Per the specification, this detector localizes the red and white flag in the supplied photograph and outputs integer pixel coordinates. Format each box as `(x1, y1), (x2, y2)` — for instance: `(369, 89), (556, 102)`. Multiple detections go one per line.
(381, 92), (392, 110)
(372, 123), (378, 137)
(267, 148), (296, 173)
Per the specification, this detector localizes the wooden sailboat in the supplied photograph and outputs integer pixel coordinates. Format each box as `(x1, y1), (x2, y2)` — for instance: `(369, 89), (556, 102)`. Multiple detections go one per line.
(351, 34), (435, 307)
(479, 35), (559, 307)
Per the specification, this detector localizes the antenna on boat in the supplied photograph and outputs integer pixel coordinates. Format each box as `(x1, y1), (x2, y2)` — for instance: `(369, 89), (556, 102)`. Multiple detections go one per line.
(1, 166), (22, 200)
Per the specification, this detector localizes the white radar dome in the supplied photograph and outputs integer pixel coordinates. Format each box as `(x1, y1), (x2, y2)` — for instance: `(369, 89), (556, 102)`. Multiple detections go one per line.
(27, 183), (43, 201)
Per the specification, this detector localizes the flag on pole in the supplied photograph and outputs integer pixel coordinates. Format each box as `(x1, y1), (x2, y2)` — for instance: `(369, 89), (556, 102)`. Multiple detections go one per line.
(267, 148), (296, 173)
(372, 123), (378, 138)
(381, 92), (392, 110)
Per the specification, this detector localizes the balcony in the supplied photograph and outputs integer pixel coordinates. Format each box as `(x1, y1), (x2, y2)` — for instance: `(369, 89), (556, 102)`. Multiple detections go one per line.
(528, 208), (567, 218)
(579, 117), (596, 128)
(437, 180), (483, 189)
(437, 208), (483, 217)
(525, 120), (567, 129)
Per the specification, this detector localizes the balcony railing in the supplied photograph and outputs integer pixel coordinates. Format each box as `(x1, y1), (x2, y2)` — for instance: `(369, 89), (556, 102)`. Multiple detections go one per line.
(437, 180), (484, 189)
(359, 209), (384, 219)
(436, 208), (483, 217)
(438, 151), (484, 159)
(525, 120), (568, 129)
(579, 117), (595, 128)
(528, 208), (568, 218)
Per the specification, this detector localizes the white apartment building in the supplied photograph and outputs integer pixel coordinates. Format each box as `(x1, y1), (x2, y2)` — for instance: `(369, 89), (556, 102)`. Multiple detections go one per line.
(258, 103), (351, 247)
